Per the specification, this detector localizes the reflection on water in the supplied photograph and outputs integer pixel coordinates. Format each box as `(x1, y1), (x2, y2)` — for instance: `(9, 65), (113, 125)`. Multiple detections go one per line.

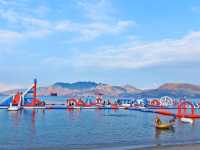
(8, 109), (47, 135)
(31, 110), (36, 134)
(67, 109), (81, 120)
(155, 127), (175, 139)
(9, 110), (22, 128)
(1, 109), (200, 150)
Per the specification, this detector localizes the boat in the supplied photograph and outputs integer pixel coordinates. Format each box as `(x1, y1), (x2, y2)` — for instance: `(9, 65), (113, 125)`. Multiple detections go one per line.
(180, 117), (193, 124)
(155, 116), (175, 129)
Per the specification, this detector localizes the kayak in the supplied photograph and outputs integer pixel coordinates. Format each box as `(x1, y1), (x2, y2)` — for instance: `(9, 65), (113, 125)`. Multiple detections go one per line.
(155, 122), (175, 129)
(180, 118), (193, 124)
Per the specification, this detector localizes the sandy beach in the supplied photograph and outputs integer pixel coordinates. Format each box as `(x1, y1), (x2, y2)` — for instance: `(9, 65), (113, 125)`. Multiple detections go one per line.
(134, 143), (200, 150)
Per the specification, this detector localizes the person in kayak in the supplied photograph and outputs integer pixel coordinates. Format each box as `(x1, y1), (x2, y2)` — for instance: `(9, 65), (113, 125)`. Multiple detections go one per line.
(155, 116), (162, 125)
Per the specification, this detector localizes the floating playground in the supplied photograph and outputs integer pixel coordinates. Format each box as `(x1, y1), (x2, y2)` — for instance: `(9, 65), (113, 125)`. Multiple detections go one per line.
(1, 79), (200, 120)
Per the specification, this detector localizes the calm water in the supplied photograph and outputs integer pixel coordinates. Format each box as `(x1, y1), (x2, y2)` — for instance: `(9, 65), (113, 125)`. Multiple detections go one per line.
(1, 109), (200, 150)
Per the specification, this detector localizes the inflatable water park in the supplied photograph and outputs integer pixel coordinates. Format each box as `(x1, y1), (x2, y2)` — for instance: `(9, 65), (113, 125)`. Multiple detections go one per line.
(0, 79), (45, 110)
(1, 79), (200, 121)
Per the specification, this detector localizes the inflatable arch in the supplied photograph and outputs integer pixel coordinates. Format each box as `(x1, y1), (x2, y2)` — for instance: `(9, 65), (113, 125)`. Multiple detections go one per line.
(96, 97), (103, 104)
(155, 101), (200, 118)
(160, 96), (175, 106)
(149, 99), (160, 106)
(177, 101), (195, 117)
(67, 98), (77, 106)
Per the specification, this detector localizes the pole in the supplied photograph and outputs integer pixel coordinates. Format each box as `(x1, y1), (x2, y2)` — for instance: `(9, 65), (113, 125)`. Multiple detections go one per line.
(34, 79), (37, 100)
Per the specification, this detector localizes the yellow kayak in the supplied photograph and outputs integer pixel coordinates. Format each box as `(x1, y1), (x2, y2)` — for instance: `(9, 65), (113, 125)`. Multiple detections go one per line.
(155, 116), (175, 129)
(155, 122), (175, 129)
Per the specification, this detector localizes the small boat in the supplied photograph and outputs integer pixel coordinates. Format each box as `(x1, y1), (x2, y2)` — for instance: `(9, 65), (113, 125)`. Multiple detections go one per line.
(180, 117), (193, 124)
(155, 116), (175, 129)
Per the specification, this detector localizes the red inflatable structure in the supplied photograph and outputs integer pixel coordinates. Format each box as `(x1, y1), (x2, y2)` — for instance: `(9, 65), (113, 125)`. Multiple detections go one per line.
(67, 98), (77, 108)
(66, 97), (119, 109)
(24, 79), (44, 107)
(111, 103), (119, 109)
(77, 99), (96, 107)
(12, 92), (21, 106)
(67, 98), (96, 108)
(155, 101), (200, 119)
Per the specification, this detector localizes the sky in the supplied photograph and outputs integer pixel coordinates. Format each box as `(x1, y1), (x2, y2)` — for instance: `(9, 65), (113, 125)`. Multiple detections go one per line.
(0, 0), (200, 90)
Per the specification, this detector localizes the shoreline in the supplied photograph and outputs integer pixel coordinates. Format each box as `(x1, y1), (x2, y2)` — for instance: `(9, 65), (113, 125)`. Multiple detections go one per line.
(1, 141), (200, 150)
(133, 143), (200, 150)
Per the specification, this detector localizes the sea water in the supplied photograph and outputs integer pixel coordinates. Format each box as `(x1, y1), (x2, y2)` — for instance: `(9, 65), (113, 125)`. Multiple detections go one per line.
(0, 108), (200, 150)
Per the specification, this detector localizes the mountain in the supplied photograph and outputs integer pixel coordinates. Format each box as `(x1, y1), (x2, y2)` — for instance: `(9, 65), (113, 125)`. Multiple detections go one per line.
(52, 81), (98, 90)
(3, 81), (141, 97)
(84, 84), (141, 97)
(159, 83), (200, 91)
(133, 83), (200, 98)
(38, 82), (141, 97)
(2, 89), (26, 96)
(2, 82), (200, 98)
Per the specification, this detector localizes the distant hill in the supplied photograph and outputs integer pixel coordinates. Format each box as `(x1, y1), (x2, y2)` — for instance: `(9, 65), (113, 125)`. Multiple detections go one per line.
(0, 93), (6, 96)
(159, 83), (200, 92)
(53, 81), (98, 90)
(133, 83), (200, 98)
(2, 89), (26, 96)
(132, 89), (200, 98)
(2, 82), (200, 98)
(39, 82), (141, 97)
(84, 84), (141, 97)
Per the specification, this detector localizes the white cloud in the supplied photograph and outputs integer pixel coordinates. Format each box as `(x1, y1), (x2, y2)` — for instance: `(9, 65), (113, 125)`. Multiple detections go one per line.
(26, 29), (51, 38)
(42, 57), (70, 66)
(69, 20), (135, 42)
(192, 6), (200, 14)
(0, 30), (23, 43)
(0, 9), (50, 28)
(0, 30), (25, 54)
(75, 31), (200, 69)
(77, 0), (115, 21)
(0, 0), (136, 43)
(0, 29), (52, 44)
(0, 1), (52, 41)
(54, 21), (76, 32)
(22, 17), (50, 28)
(52, 19), (136, 42)
(65, 0), (136, 42)
(34, 5), (50, 16)
(0, 0), (18, 6)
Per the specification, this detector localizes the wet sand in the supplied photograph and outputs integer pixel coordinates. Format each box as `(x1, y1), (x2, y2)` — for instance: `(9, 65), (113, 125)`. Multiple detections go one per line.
(133, 143), (200, 150)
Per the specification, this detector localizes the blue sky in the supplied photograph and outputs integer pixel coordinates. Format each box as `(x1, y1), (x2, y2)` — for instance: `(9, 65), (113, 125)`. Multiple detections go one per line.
(0, 0), (200, 90)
